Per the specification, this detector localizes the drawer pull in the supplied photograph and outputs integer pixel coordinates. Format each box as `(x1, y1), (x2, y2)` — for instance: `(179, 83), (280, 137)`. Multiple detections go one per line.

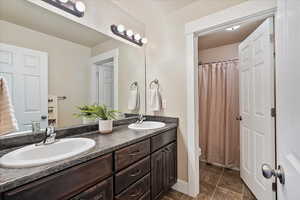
(130, 169), (141, 177)
(129, 188), (142, 197)
(129, 149), (141, 156)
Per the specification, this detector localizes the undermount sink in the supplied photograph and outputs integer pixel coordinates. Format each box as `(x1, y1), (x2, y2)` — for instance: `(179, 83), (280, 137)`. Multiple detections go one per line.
(0, 138), (95, 168)
(128, 121), (166, 130)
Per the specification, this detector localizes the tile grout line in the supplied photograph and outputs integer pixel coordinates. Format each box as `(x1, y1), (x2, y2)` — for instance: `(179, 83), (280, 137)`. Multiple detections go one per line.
(210, 167), (224, 200)
(241, 183), (245, 200)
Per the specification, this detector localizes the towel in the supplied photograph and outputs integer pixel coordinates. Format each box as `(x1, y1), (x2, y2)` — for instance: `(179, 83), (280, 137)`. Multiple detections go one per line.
(0, 77), (18, 135)
(128, 87), (140, 111)
(149, 86), (162, 112)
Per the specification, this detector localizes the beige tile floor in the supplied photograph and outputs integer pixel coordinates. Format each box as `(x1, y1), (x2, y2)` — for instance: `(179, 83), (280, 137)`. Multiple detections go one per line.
(162, 162), (257, 200)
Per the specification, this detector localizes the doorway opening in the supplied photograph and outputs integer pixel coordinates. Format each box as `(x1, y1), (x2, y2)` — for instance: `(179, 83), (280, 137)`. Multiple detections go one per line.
(197, 17), (276, 200)
(90, 49), (119, 110)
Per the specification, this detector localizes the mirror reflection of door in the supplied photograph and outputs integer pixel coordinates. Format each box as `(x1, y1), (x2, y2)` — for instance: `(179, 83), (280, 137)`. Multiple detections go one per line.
(97, 61), (114, 109)
(0, 43), (48, 131)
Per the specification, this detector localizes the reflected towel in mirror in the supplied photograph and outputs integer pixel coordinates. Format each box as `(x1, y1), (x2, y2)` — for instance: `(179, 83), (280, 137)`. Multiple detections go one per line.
(0, 77), (18, 135)
(128, 87), (140, 111)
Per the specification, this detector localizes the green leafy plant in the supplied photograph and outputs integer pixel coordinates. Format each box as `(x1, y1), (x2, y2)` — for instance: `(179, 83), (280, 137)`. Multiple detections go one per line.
(90, 104), (119, 120)
(74, 104), (119, 120)
(74, 105), (96, 119)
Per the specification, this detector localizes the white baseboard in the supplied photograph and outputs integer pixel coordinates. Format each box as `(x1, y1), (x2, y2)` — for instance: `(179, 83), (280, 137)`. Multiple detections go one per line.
(172, 179), (189, 195)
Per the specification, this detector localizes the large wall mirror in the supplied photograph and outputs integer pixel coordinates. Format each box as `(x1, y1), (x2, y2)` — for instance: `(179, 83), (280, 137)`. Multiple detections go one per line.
(0, 0), (146, 134)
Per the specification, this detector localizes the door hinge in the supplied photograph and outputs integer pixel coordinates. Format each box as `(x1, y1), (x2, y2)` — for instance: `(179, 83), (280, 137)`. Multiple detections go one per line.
(270, 34), (275, 43)
(272, 182), (277, 192)
(271, 108), (276, 117)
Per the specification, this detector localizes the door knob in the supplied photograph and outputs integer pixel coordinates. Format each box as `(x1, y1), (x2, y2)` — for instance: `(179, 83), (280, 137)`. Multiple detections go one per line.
(262, 164), (285, 184)
(236, 116), (242, 121)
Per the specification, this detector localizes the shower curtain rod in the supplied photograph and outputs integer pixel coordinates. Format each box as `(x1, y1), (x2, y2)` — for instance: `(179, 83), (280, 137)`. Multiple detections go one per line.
(198, 58), (239, 66)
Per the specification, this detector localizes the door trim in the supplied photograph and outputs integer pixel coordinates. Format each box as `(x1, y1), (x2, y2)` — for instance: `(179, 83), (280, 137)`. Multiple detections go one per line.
(184, 2), (277, 197)
(90, 49), (119, 110)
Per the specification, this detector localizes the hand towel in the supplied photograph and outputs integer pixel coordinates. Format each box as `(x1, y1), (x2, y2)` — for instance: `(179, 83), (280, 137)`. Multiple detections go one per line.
(0, 77), (18, 135)
(150, 87), (162, 112)
(128, 88), (140, 111)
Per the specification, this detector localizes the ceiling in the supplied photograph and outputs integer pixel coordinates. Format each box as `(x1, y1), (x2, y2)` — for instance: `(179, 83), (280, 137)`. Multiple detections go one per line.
(0, 0), (111, 47)
(198, 19), (264, 50)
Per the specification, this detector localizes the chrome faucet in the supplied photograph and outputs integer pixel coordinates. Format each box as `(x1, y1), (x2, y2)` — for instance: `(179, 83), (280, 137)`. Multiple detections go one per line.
(42, 126), (57, 145)
(136, 114), (146, 124)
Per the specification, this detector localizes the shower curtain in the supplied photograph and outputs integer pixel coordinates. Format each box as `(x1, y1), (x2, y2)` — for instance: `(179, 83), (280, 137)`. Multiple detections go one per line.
(198, 60), (240, 168)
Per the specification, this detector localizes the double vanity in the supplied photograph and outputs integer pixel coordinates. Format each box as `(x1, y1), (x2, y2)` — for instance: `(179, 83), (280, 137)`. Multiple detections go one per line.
(0, 116), (178, 200)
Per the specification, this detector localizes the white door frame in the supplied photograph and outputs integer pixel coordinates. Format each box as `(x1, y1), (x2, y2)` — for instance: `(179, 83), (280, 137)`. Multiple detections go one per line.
(184, 1), (277, 197)
(90, 49), (119, 110)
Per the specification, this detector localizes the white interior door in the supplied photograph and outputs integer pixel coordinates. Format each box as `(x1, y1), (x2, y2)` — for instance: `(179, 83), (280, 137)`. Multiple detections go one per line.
(276, 0), (300, 199)
(239, 18), (275, 200)
(98, 63), (114, 109)
(0, 43), (48, 131)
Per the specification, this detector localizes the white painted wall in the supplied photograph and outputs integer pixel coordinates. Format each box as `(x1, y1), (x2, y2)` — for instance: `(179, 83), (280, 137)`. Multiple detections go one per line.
(198, 43), (239, 63)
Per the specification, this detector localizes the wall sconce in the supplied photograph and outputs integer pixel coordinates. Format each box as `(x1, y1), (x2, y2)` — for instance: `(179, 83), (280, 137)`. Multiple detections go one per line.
(42, 0), (86, 17)
(111, 24), (148, 46)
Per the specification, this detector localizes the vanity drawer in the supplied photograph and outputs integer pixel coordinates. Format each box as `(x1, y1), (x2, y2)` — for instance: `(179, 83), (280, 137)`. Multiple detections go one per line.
(115, 139), (150, 171)
(115, 174), (150, 200)
(115, 156), (150, 194)
(3, 154), (112, 200)
(151, 128), (176, 152)
(71, 177), (113, 200)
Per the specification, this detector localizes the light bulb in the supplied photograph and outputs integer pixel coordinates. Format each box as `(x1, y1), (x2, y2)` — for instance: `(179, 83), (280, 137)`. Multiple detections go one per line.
(58, 0), (69, 3)
(126, 30), (133, 37)
(75, 1), (86, 13)
(117, 24), (125, 33)
(134, 34), (141, 41)
(141, 38), (148, 44)
(225, 25), (240, 31)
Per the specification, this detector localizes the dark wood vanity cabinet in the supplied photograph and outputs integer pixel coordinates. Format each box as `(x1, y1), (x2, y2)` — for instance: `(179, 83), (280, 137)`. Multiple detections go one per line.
(71, 178), (113, 200)
(151, 142), (177, 200)
(1, 127), (177, 200)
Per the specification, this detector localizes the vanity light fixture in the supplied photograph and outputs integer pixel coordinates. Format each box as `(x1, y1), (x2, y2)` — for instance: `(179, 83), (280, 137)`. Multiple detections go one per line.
(75, 1), (86, 13)
(126, 29), (134, 37)
(134, 34), (141, 41)
(111, 24), (148, 46)
(42, 0), (86, 17)
(117, 24), (125, 33)
(226, 25), (241, 31)
(141, 38), (148, 44)
(58, 0), (69, 3)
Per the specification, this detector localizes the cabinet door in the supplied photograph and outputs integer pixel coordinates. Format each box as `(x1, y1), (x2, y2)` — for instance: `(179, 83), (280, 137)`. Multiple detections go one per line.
(151, 149), (164, 200)
(164, 142), (177, 189)
(71, 177), (113, 200)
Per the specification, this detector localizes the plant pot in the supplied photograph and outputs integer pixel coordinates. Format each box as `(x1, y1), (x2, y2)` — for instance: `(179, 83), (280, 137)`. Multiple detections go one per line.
(82, 117), (95, 125)
(98, 120), (113, 134)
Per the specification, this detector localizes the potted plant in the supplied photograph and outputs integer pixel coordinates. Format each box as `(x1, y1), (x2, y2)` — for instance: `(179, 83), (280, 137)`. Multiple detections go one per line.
(90, 104), (119, 134)
(74, 105), (96, 124)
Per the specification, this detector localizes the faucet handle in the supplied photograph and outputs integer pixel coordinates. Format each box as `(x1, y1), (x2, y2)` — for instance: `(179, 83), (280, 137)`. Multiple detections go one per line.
(45, 126), (55, 136)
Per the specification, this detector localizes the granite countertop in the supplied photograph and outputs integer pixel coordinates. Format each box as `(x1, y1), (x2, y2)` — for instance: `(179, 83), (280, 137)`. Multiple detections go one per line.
(0, 123), (177, 193)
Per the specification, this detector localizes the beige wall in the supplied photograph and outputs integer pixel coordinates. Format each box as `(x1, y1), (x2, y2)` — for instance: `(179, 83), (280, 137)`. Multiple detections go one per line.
(198, 43), (240, 63)
(92, 40), (146, 114)
(0, 20), (91, 128)
(26, 0), (145, 46)
(145, 1), (246, 182)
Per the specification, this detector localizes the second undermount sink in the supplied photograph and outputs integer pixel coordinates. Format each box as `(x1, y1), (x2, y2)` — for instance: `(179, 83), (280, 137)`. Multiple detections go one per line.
(128, 121), (166, 130)
(0, 138), (95, 168)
